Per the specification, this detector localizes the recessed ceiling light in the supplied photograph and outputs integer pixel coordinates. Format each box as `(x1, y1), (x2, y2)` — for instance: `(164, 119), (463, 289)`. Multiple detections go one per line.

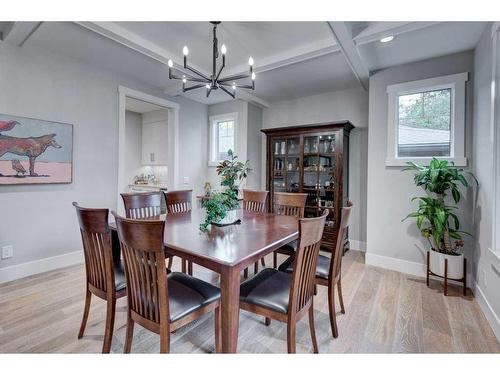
(380, 36), (395, 43)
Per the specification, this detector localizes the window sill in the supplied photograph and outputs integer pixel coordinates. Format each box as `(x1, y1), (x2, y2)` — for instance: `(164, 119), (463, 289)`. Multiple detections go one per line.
(385, 156), (468, 167)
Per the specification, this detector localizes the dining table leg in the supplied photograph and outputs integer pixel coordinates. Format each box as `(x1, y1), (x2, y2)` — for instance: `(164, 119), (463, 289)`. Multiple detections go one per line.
(219, 266), (241, 353)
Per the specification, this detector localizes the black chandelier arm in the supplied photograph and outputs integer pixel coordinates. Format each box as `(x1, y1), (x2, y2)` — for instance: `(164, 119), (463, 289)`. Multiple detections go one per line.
(169, 73), (209, 84)
(183, 62), (211, 81)
(219, 85), (236, 99)
(183, 83), (207, 92)
(218, 72), (252, 83)
(219, 82), (255, 90)
(215, 60), (225, 82)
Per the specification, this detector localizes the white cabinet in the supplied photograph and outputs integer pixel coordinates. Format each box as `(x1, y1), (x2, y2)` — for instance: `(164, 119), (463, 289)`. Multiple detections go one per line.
(141, 110), (168, 166)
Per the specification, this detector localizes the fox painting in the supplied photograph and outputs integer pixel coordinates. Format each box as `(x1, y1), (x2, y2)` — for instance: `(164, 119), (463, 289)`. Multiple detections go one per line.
(0, 115), (72, 184)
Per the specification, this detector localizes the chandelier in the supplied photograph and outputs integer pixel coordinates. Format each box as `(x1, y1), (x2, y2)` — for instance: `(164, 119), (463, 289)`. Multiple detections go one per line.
(167, 21), (255, 99)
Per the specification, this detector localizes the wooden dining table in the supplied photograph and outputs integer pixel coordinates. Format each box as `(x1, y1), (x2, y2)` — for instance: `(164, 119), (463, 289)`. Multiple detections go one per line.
(109, 208), (298, 353)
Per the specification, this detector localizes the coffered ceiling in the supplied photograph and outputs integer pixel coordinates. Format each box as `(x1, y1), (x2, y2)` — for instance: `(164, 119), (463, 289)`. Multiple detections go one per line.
(0, 21), (488, 106)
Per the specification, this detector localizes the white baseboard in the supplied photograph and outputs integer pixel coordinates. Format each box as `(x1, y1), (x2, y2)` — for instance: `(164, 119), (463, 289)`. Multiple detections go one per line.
(349, 240), (367, 252)
(365, 252), (426, 277)
(0, 251), (83, 284)
(473, 282), (500, 342)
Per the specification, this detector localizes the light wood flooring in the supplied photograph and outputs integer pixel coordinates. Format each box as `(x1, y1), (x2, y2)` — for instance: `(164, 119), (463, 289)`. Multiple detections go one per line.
(0, 251), (498, 353)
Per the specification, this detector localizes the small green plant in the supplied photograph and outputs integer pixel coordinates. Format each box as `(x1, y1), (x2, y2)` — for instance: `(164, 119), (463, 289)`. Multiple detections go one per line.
(199, 190), (239, 232)
(216, 149), (251, 193)
(402, 158), (477, 255)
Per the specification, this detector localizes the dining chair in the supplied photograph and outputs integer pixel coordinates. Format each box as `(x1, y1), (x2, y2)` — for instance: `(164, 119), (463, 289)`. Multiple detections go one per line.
(242, 189), (269, 278)
(121, 191), (164, 219)
(72, 202), (127, 353)
(165, 190), (194, 275)
(112, 212), (222, 353)
(272, 192), (308, 269)
(239, 209), (328, 353)
(279, 201), (353, 338)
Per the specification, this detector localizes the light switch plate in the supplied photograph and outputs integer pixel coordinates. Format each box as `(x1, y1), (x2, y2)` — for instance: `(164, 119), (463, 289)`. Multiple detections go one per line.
(1, 245), (13, 259)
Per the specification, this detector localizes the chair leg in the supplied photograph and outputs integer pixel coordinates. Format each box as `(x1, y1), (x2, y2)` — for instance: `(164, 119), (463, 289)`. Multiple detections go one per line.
(215, 306), (222, 353)
(159, 330), (170, 353)
(337, 279), (345, 314)
(254, 261), (259, 275)
(102, 297), (116, 353)
(78, 288), (92, 339)
(123, 316), (135, 353)
(287, 321), (296, 354)
(265, 317), (271, 326)
(308, 305), (319, 353)
(273, 252), (278, 269)
(328, 283), (339, 338)
(167, 256), (173, 270)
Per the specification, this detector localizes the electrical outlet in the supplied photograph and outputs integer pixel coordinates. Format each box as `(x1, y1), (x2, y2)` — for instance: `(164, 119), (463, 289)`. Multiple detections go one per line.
(1, 245), (13, 259)
(183, 177), (189, 184)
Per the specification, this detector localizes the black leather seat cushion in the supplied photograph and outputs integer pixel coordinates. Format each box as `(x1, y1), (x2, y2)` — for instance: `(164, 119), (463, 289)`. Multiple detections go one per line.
(276, 240), (297, 254)
(113, 260), (127, 291)
(278, 254), (331, 280)
(240, 268), (291, 314)
(167, 272), (221, 322)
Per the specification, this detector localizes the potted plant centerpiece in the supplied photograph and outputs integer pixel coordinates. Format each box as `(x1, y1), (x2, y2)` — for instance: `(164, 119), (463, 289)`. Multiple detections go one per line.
(199, 149), (251, 232)
(403, 158), (477, 285)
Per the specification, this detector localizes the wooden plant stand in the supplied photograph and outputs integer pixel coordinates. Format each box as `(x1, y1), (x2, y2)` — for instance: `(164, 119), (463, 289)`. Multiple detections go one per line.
(426, 251), (467, 296)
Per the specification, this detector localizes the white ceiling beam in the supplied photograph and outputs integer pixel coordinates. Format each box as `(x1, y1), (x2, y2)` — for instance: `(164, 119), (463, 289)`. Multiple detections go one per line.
(353, 22), (440, 45)
(2, 22), (43, 46)
(327, 22), (370, 91)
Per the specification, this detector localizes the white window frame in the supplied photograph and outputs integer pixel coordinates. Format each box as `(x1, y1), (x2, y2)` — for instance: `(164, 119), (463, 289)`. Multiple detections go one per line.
(386, 72), (469, 167)
(208, 112), (238, 166)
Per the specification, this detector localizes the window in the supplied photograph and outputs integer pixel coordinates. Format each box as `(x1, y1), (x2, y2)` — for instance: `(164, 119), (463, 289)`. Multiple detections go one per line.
(209, 113), (238, 165)
(386, 72), (468, 166)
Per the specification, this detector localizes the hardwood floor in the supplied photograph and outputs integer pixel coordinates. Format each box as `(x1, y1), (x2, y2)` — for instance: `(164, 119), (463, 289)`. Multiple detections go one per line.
(0, 251), (498, 353)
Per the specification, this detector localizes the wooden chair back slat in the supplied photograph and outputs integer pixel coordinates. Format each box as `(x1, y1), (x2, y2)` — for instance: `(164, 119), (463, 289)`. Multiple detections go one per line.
(242, 189), (269, 213)
(289, 209), (328, 314)
(73, 202), (114, 293)
(121, 192), (164, 219)
(330, 201), (354, 281)
(166, 190), (193, 214)
(273, 192), (307, 218)
(113, 214), (168, 326)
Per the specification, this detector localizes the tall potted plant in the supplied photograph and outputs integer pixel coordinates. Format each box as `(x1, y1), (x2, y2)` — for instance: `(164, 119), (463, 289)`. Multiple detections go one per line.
(216, 149), (251, 197)
(403, 158), (477, 280)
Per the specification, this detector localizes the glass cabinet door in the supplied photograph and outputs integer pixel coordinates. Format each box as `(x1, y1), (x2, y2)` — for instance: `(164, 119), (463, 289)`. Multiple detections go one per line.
(285, 137), (300, 192)
(272, 138), (286, 193)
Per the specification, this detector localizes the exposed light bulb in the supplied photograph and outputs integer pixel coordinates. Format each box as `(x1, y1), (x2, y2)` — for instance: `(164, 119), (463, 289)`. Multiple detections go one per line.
(167, 59), (173, 68)
(232, 82), (236, 90)
(248, 56), (254, 66)
(183, 46), (189, 56)
(205, 84), (210, 89)
(380, 36), (394, 43)
(251, 72), (256, 80)
(182, 78), (187, 83)
(221, 44), (227, 55)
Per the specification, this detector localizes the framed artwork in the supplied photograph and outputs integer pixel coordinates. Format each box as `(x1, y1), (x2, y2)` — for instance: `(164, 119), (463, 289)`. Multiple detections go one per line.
(0, 113), (73, 185)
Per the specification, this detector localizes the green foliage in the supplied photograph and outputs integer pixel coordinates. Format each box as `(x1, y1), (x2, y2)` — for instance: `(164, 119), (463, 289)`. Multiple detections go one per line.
(398, 89), (451, 130)
(215, 149), (251, 192)
(402, 158), (477, 254)
(199, 191), (238, 232)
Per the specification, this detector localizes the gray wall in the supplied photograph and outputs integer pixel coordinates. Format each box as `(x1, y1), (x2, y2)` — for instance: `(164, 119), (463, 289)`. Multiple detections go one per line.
(261, 88), (369, 247)
(0, 42), (207, 270)
(246, 103), (263, 189)
(366, 51), (475, 269)
(472, 26), (500, 336)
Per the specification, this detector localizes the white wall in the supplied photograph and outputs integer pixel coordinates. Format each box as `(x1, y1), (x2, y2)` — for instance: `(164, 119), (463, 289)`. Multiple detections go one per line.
(365, 50), (475, 274)
(124, 110), (143, 186)
(471, 25), (500, 339)
(0, 42), (207, 280)
(261, 88), (369, 248)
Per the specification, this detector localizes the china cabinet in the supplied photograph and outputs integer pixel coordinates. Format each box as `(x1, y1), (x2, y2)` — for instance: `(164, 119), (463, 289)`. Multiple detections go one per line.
(262, 121), (354, 252)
